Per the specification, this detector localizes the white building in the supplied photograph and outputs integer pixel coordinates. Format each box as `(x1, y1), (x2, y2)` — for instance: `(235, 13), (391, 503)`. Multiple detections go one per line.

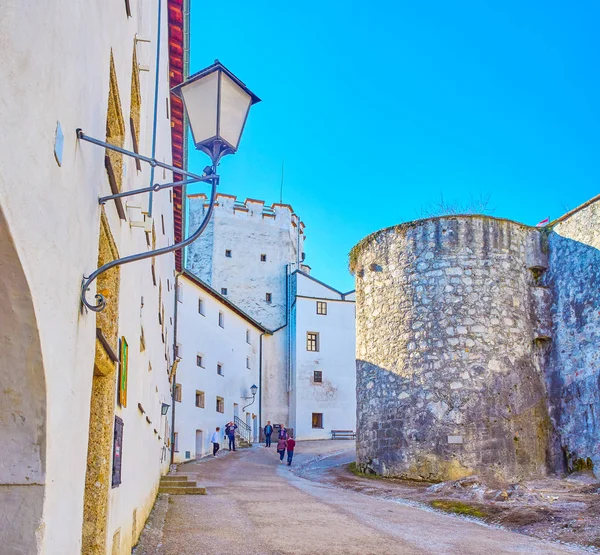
(0, 1), (187, 553)
(290, 271), (357, 439)
(173, 272), (268, 461)
(180, 193), (357, 442)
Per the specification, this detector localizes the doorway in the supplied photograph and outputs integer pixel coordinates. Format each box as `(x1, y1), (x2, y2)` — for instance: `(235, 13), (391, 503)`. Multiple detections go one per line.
(195, 430), (204, 460)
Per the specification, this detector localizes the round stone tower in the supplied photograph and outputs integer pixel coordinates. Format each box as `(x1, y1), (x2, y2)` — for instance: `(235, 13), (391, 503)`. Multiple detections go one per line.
(351, 215), (552, 483)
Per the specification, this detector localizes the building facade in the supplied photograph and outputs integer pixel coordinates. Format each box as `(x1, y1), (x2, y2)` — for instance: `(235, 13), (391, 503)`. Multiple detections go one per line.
(173, 272), (266, 461)
(179, 193), (357, 441)
(351, 196), (600, 482)
(0, 1), (188, 553)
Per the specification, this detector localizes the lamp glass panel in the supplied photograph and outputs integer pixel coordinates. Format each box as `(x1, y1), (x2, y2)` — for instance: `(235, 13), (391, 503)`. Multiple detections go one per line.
(180, 71), (218, 147)
(218, 72), (252, 150)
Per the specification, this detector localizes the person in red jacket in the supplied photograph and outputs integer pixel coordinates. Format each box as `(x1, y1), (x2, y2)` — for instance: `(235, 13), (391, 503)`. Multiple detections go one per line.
(286, 435), (296, 466)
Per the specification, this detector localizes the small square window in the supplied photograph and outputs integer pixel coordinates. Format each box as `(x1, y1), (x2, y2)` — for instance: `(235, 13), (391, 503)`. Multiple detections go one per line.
(246, 357), (250, 369)
(314, 370), (323, 383)
(195, 390), (205, 408)
(221, 288), (228, 296)
(312, 413), (323, 429)
(260, 254), (267, 262)
(225, 250), (232, 258)
(246, 330), (251, 344)
(217, 363), (224, 376)
(196, 355), (204, 368)
(216, 396), (224, 413)
(306, 332), (319, 352)
(198, 298), (205, 315)
(317, 301), (327, 315)
(265, 293), (272, 303)
(218, 312), (224, 328)
(174, 384), (182, 403)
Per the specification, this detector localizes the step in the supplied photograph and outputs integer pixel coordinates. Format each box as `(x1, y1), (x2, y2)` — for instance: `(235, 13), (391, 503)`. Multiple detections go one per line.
(161, 475), (189, 482)
(159, 480), (189, 487)
(158, 485), (206, 495)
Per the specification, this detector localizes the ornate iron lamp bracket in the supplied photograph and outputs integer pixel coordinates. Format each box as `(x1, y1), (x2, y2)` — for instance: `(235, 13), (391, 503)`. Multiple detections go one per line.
(77, 129), (219, 312)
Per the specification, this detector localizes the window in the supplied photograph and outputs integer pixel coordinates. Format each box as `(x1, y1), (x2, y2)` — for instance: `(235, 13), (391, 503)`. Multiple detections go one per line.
(312, 413), (323, 429)
(314, 370), (323, 383)
(265, 293), (272, 303)
(198, 298), (205, 315)
(195, 391), (205, 408)
(246, 357), (250, 369)
(260, 254), (267, 262)
(216, 396), (224, 413)
(306, 332), (319, 352)
(217, 363), (224, 376)
(221, 288), (228, 296)
(175, 343), (182, 358)
(317, 301), (327, 315)
(174, 384), (182, 403)
(225, 249), (232, 258)
(246, 329), (251, 344)
(196, 355), (204, 368)
(218, 312), (224, 328)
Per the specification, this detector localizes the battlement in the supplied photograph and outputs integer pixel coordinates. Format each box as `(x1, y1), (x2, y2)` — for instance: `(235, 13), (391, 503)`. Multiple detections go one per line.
(187, 193), (306, 235)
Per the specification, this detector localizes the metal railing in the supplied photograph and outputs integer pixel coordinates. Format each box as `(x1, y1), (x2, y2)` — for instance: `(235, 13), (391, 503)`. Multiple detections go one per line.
(234, 416), (252, 444)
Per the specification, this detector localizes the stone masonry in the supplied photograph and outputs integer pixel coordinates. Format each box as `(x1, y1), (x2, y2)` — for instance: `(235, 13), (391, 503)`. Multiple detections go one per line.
(352, 197), (600, 483)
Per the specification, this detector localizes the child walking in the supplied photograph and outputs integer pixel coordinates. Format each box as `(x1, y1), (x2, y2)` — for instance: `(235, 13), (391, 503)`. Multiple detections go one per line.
(286, 435), (296, 466)
(276, 436), (287, 463)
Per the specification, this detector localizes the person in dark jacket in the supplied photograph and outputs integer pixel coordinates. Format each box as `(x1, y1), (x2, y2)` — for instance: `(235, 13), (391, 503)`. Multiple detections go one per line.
(225, 421), (237, 451)
(264, 421), (273, 447)
(276, 437), (287, 463)
(286, 435), (296, 466)
(278, 424), (288, 440)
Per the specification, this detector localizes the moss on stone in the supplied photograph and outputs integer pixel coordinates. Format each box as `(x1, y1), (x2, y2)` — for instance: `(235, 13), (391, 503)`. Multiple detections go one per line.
(430, 500), (487, 518)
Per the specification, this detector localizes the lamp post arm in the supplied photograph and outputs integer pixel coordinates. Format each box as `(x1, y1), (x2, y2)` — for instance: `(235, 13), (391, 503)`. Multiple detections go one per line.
(81, 170), (219, 312)
(242, 395), (256, 412)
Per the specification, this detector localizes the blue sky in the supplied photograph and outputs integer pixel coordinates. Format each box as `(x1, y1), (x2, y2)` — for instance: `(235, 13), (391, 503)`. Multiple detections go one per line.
(187, 1), (599, 292)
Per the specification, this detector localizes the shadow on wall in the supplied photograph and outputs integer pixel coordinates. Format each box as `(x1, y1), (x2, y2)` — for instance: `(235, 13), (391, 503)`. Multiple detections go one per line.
(355, 358), (551, 484)
(0, 204), (46, 553)
(546, 232), (600, 478)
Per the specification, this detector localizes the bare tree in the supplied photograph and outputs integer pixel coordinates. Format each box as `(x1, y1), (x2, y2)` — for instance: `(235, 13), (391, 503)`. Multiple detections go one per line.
(417, 192), (494, 219)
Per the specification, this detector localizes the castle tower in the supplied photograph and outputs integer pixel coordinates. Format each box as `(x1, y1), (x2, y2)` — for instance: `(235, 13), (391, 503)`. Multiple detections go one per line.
(351, 216), (552, 483)
(186, 193), (306, 330)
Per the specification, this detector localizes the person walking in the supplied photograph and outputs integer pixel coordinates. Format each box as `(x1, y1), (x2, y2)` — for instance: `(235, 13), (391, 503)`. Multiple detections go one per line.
(210, 427), (221, 457)
(276, 436), (287, 463)
(264, 421), (273, 447)
(278, 424), (288, 440)
(286, 435), (296, 466)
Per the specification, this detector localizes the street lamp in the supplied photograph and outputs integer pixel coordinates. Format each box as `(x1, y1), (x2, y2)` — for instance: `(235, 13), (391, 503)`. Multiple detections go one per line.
(161, 403), (170, 416)
(78, 60), (260, 312)
(242, 384), (258, 411)
(172, 60), (261, 165)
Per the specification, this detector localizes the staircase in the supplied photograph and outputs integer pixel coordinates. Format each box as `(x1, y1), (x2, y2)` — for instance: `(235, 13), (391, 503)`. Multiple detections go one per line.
(158, 475), (206, 495)
(234, 416), (253, 448)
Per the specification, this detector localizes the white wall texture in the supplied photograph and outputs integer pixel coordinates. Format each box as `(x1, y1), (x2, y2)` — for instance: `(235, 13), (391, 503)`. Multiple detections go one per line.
(0, 1), (175, 552)
(174, 276), (262, 461)
(292, 273), (357, 440)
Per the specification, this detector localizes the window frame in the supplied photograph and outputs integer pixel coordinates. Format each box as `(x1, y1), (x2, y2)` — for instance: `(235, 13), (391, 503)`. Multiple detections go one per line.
(218, 312), (224, 328)
(195, 390), (205, 408)
(217, 363), (224, 376)
(306, 332), (319, 352)
(225, 249), (232, 258)
(316, 301), (327, 315)
(198, 298), (205, 315)
(312, 413), (324, 429)
(196, 354), (204, 368)
(313, 370), (323, 383)
(216, 396), (225, 413)
(265, 292), (272, 303)
(260, 254), (267, 262)
(174, 383), (182, 403)
(221, 288), (228, 296)
(246, 357), (250, 369)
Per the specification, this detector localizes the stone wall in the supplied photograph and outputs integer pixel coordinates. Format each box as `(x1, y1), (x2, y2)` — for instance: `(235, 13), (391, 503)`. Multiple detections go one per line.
(353, 216), (552, 482)
(545, 196), (600, 475)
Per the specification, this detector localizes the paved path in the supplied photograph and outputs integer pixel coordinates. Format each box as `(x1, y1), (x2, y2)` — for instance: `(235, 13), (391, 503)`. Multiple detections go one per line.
(135, 441), (584, 554)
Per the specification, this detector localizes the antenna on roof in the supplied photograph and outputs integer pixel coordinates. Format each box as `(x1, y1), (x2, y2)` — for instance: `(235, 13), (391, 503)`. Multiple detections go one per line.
(280, 159), (284, 204)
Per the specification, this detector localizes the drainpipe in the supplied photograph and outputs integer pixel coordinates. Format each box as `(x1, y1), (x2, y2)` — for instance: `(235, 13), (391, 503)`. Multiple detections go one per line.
(148, 0), (162, 217)
(170, 270), (184, 465)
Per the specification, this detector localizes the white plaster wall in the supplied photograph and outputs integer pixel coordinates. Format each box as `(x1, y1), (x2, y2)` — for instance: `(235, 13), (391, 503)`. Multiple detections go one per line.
(0, 1), (174, 552)
(174, 277), (261, 461)
(261, 330), (290, 429)
(293, 274), (357, 440)
(186, 195), (304, 330)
